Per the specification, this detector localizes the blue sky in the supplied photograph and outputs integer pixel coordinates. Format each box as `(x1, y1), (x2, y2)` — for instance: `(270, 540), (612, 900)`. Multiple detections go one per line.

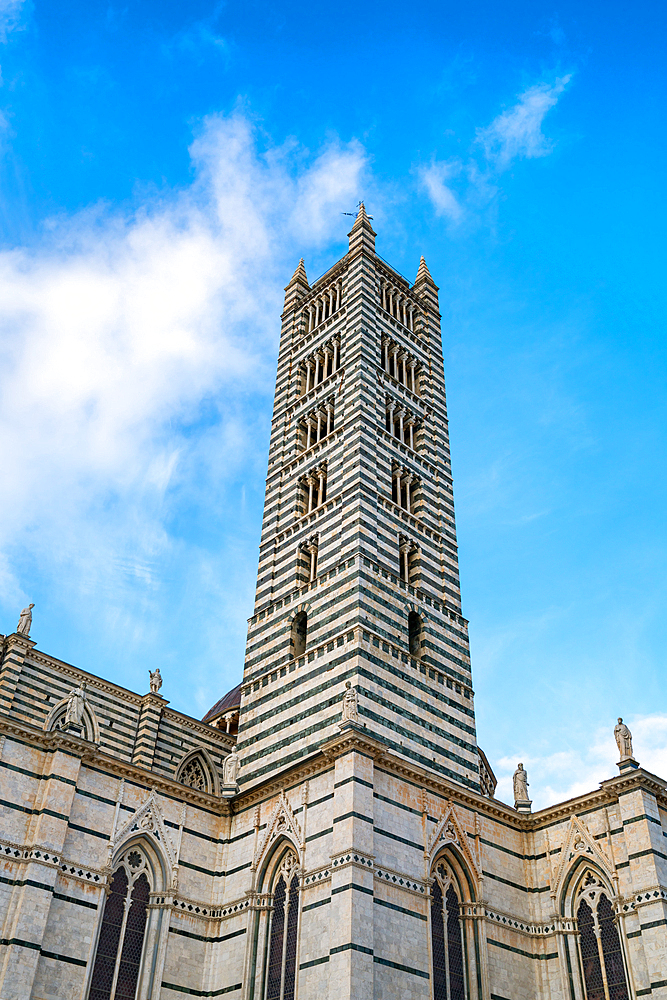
(0, 0), (665, 808)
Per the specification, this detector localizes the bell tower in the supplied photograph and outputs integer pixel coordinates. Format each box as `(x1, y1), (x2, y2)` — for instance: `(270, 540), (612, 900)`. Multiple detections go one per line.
(236, 206), (479, 794)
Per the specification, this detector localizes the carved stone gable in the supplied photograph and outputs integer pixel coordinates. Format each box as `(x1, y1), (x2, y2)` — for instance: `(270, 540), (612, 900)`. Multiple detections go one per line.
(253, 791), (303, 872)
(551, 815), (614, 901)
(110, 789), (176, 872)
(426, 802), (480, 881)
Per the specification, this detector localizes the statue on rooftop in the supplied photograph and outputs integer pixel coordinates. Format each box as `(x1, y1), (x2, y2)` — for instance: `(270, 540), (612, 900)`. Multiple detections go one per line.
(149, 668), (162, 694)
(513, 763), (530, 804)
(17, 604), (34, 636)
(614, 718), (633, 760)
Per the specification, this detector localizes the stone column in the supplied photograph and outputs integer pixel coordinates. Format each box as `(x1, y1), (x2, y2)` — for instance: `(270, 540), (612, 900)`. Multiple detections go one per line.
(132, 692), (168, 771)
(0, 632), (36, 714)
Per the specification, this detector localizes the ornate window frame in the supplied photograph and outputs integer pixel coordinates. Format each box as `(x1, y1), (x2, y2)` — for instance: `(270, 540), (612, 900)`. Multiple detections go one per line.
(244, 798), (304, 1000)
(564, 865), (632, 1000)
(174, 746), (220, 796)
(427, 842), (484, 1000)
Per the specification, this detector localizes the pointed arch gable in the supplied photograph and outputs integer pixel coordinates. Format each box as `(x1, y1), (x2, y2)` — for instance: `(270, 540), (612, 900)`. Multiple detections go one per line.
(426, 803), (481, 891)
(110, 789), (176, 885)
(254, 791), (303, 877)
(174, 745), (221, 796)
(552, 816), (615, 914)
(44, 696), (100, 744)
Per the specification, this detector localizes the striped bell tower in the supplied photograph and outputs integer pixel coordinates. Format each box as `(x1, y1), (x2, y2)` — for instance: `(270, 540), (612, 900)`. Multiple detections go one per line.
(236, 205), (480, 796)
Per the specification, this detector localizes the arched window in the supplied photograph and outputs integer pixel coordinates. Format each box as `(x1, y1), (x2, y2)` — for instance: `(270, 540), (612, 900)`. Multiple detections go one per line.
(292, 612), (307, 657)
(576, 872), (629, 1000)
(266, 851), (300, 1000)
(431, 863), (466, 1000)
(408, 611), (422, 657)
(174, 748), (218, 795)
(88, 846), (152, 1000)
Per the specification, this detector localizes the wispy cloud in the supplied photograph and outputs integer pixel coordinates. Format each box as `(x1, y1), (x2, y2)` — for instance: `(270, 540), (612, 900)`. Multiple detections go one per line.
(420, 75), (571, 221)
(477, 75), (571, 169)
(418, 159), (463, 222)
(0, 114), (366, 653)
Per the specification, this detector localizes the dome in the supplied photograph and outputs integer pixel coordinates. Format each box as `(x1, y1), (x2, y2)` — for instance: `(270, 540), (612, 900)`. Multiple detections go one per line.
(202, 682), (242, 725)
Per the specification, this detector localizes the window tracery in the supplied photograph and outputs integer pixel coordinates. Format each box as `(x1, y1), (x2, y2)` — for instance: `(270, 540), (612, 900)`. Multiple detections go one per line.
(378, 282), (416, 332)
(392, 461), (420, 513)
(265, 850), (300, 1000)
(430, 862), (466, 1000)
(88, 846), (152, 1000)
(180, 757), (206, 791)
(303, 279), (343, 333)
(575, 872), (629, 1000)
(298, 462), (327, 515)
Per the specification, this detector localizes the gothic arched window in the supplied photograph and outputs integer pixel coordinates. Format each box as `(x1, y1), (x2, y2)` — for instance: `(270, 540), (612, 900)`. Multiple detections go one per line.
(576, 872), (629, 1000)
(266, 851), (300, 1000)
(88, 847), (152, 1000)
(431, 863), (466, 1000)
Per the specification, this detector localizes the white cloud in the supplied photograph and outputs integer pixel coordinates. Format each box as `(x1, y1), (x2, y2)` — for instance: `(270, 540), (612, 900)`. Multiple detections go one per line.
(0, 114), (366, 632)
(418, 160), (463, 222)
(493, 713), (667, 810)
(477, 75), (571, 170)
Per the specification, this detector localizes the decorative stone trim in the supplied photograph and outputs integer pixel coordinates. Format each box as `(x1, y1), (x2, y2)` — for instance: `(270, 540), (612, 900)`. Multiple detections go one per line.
(482, 907), (566, 939)
(26, 652), (144, 705)
(375, 866), (426, 896)
(330, 851), (374, 872)
(302, 865), (331, 887)
(58, 862), (108, 887)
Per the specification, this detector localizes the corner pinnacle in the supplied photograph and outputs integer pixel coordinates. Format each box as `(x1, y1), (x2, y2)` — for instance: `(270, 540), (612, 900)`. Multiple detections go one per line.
(414, 255), (435, 286)
(287, 258), (310, 289)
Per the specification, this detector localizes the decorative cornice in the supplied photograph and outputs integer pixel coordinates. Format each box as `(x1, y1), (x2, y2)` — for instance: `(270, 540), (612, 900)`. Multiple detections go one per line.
(319, 724), (388, 762)
(25, 651), (145, 705)
(162, 707), (236, 749)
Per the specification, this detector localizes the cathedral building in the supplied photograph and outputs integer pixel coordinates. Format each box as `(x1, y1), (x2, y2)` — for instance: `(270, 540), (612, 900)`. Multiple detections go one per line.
(1, 205), (666, 1000)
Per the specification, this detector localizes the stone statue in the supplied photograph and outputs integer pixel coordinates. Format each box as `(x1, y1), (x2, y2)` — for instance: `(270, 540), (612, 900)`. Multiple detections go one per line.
(614, 718), (633, 760)
(223, 750), (239, 786)
(513, 763), (530, 803)
(149, 668), (162, 694)
(17, 604), (34, 636)
(341, 681), (359, 722)
(65, 680), (87, 728)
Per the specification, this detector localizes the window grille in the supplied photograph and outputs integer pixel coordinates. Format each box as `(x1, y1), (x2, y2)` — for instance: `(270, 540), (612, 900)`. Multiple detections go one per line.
(88, 848), (152, 1000)
(180, 757), (206, 791)
(266, 851), (300, 1000)
(431, 863), (466, 1000)
(576, 872), (629, 1000)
